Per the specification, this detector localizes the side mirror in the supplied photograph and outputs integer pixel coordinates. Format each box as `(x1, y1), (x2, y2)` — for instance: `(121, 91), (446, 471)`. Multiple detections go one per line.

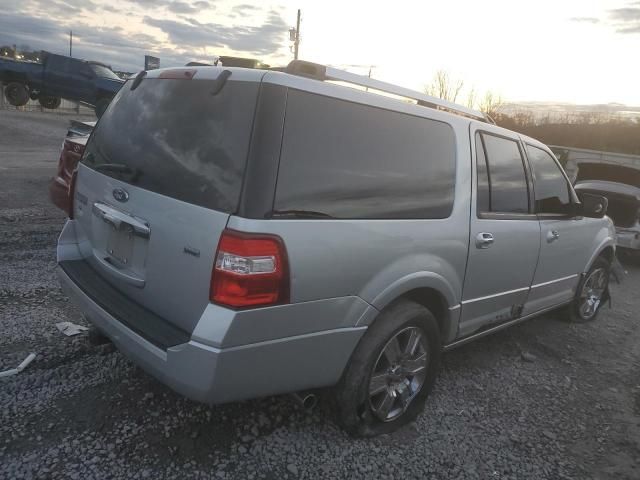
(576, 192), (608, 218)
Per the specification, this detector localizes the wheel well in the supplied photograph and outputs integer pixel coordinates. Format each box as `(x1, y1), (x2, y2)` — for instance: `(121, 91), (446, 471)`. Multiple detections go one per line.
(2, 74), (28, 86)
(400, 288), (451, 342)
(599, 246), (614, 263)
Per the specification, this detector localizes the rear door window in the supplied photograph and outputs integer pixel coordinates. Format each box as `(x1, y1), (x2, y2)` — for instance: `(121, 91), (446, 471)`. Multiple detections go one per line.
(526, 145), (572, 215)
(274, 90), (457, 219)
(81, 78), (259, 212)
(476, 132), (530, 214)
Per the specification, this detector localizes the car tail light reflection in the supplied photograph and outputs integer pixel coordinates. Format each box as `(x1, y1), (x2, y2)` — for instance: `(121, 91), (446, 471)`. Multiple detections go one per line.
(210, 229), (289, 308)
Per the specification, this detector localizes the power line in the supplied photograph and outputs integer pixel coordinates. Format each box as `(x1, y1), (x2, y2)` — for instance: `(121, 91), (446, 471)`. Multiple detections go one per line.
(294, 9), (300, 60)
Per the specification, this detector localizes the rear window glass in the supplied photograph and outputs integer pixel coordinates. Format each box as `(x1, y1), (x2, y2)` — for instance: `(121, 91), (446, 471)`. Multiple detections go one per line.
(82, 78), (259, 212)
(274, 90), (456, 219)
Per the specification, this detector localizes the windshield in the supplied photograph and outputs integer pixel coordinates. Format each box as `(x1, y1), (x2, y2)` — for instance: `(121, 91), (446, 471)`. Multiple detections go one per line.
(81, 78), (259, 212)
(90, 64), (121, 80)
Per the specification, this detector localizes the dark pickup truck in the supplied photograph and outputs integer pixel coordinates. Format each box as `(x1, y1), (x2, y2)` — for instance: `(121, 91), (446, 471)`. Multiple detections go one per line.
(0, 52), (124, 117)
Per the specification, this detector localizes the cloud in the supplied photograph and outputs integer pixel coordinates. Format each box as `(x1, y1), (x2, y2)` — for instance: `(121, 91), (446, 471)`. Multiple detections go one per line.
(232, 4), (260, 13)
(608, 2), (640, 34)
(193, 0), (214, 8)
(570, 17), (600, 24)
(616, 24), (640, 33)
(609, 7), (640, 21)
(0, 1), (287, 73)
(569, 2), (640, 34)
(167, 1), (198, 14)
(144, 10), (288, 55)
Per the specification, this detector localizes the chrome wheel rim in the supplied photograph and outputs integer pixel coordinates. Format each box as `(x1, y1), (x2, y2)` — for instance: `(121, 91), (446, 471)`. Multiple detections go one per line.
(368, 326), (428, 422)
(579, 267), (608, 320)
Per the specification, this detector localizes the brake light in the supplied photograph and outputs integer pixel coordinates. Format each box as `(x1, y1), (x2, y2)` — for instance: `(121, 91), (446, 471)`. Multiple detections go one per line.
(210, 229), (289, 308)
(67, 170), (78, 219)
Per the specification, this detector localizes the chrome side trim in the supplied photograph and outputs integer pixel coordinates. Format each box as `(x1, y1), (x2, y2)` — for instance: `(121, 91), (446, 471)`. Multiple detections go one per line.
(461, 286), (529, 305)
(448, 304), (461, 311)
(531, 274), (578, 289)
(189, 326), (368, 353)
(443, 301), (571, 351)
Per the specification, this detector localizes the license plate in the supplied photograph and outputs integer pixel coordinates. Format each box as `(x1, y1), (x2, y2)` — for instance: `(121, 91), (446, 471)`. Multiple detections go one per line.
(106, 223), (134, 265)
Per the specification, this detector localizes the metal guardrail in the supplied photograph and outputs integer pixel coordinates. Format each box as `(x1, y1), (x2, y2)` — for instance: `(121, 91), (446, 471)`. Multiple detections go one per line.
(0, 84), (95, 115)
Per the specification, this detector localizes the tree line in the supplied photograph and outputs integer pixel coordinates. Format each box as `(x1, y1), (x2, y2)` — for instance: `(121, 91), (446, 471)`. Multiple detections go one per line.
(494, 113), (640, 156)
(424, 70), (640, 156)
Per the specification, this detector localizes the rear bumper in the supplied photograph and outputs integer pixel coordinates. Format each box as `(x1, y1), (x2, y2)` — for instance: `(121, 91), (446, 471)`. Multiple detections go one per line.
(616, 228), (640, 250)
(57, 265), (367, 404)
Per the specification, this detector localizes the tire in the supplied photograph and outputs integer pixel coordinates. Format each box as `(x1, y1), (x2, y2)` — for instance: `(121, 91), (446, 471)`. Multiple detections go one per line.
(5, 82), (29, 106)
(38, 96), (61, 109)
(333, 300), (441, 437)
(94, 98), (111, 118)
(566, 256), (611, 323)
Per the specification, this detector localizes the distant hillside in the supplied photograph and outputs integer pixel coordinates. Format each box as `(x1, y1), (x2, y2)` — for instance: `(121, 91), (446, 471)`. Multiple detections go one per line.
(496, 113), (640, 155)
(500, 102), (640, 123)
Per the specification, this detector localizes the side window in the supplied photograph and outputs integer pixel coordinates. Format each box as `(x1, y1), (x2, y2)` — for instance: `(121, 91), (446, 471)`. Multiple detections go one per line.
(476, 132), (529, 214)
(274, 90), (457, 219)
(526, 145), (571, 215)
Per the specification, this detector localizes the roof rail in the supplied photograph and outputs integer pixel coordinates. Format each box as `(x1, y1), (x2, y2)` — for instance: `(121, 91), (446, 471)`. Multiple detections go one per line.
(285, 60), (493, 124)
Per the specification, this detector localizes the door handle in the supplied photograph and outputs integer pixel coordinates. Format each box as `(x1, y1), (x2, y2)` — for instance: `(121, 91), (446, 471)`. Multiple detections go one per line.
(547, 230), (560, 243)
(475, 232), (494, 249)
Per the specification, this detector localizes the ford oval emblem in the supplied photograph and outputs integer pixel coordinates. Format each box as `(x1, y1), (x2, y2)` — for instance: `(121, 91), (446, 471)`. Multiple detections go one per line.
(112, 188), (129, 203)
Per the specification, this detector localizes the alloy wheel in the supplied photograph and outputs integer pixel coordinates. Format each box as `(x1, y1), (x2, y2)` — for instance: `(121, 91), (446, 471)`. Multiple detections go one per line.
(579, 267), (608, 320)
(368, 326), (429, 422)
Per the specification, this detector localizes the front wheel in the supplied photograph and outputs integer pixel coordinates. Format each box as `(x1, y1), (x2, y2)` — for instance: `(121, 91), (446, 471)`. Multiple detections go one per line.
(567, 256), (611, 323)
(333, 300), (441, 437)
(5, 82), (29, 106)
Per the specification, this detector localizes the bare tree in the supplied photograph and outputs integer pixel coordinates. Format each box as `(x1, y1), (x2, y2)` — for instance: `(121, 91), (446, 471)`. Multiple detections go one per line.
(466, 87), (477, 109)
(478, 91), (504, 118)
(424, 70), (464, 103)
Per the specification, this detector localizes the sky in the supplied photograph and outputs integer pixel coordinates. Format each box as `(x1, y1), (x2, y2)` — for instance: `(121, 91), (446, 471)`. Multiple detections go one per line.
(1, 0), (639, 105)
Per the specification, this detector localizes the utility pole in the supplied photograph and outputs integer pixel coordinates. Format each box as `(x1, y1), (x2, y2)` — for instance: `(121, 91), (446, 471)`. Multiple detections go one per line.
(294, 9), (301, 60)
(69, 30), (73, 57)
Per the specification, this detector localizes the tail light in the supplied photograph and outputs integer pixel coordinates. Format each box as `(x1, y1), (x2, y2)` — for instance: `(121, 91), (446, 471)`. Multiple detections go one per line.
(66, 170), (78, 219)
(210, 229), (289, 308)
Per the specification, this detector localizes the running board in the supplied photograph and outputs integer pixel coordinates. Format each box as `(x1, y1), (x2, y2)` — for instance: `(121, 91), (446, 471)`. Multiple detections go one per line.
(442, 301), (571, 352)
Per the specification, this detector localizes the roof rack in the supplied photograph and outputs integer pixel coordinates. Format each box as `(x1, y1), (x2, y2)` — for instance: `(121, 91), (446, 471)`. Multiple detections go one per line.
(285, 60), (493, 124)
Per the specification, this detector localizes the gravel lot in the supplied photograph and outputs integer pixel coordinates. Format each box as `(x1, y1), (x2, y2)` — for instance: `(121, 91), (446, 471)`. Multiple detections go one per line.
(1, 109), (639, 480)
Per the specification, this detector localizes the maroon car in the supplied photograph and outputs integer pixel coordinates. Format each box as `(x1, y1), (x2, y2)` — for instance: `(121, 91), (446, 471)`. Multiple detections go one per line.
(49, 120), (94, 213)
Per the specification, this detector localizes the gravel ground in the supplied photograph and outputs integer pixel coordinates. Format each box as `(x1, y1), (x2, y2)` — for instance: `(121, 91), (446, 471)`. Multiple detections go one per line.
(1, 109), (639, 480)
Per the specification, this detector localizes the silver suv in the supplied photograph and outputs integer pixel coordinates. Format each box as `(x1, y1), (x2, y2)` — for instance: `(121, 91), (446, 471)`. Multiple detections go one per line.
(56, 61), (616, 436)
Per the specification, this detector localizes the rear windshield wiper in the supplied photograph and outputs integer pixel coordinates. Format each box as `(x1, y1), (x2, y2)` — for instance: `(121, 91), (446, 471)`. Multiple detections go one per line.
(94, 163), (135, 174)
(94, 163), (142, 183)
(270, 209), (334, 219)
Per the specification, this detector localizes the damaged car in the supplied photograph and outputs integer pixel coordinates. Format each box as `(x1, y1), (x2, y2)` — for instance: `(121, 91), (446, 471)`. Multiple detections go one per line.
(573, 163), (640, 253)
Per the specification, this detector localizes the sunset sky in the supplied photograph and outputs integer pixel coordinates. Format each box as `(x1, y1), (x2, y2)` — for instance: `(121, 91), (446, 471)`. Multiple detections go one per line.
(1, 0), (639, 105)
